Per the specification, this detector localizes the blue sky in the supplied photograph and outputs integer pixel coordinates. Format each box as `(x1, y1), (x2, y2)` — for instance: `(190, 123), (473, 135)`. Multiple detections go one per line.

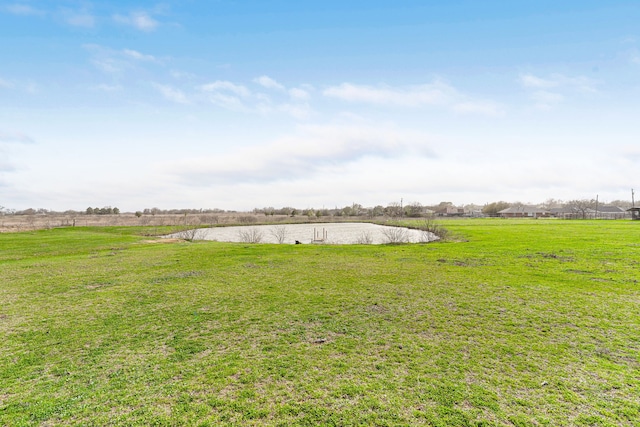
(1, 1), (639, 211)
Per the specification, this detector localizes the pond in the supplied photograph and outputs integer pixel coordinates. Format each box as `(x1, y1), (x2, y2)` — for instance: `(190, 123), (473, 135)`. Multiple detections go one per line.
(167, 222), (437, 244)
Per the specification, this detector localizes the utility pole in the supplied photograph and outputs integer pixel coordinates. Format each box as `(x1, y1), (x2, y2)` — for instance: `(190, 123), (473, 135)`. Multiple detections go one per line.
(633, 189), (635, 208)
(595, 195), (598, 219)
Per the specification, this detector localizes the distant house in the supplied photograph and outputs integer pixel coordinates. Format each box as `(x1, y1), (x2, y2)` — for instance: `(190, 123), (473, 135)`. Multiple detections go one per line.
(549, 207), (580, 219)
(436, 206), (465, 217)
(465, 209), (484, 218)
(498, 206), (550, 218)
(550, 205), (628, 219)
(596, 206), (627, 219)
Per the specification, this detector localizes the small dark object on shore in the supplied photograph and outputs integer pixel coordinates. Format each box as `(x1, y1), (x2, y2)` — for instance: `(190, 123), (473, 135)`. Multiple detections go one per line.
(295, 240), (302, 244)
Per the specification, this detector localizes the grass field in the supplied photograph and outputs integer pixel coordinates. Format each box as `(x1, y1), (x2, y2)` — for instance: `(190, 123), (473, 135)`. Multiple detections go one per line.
(1, 220), (639, 426)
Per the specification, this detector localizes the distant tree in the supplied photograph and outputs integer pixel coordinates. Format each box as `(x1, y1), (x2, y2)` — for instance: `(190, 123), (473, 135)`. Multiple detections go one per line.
(541, 198), (563, 209)
(482, 201), (511, 216)
(609, 199), (633, 209)
(385, 202), (402, 218)
(371, 205), (385, 217)
(340, 205), (353, 217)
(564, 199), (596, 219)
(113, 207), (120, 214)
(86, 207), (94, 215)
(135, 211), (143, 218)
(404, 202), (424, 218)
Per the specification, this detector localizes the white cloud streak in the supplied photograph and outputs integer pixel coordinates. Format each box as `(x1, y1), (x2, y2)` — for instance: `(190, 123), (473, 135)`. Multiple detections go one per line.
(324, 81), (503, 116)
(122, 49), (156, 61)
(201, 81), (251, 97)
(64, 10), (95, 28)
(0, 130), (35, 144)
(199, 79), (314, 118)
(519, 72), (598, 109)
(113, 12), (159, 32)
(165, 124), (435, 184)
(84, 45), (158, 76)
(4, 3), (44, 16)
(253, 75), (285, 90)
(289, 87), (310, 101)
(0, 77), (13, 89)
(324, 82), (452, 106)
(153, 83), (189, 104)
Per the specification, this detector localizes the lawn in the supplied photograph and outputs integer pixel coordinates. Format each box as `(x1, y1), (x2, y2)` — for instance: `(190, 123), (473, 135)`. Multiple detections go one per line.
(1, 220), (639, 426)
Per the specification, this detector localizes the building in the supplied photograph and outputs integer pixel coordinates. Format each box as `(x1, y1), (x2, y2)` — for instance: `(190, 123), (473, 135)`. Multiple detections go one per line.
(498, 206), (550, 218)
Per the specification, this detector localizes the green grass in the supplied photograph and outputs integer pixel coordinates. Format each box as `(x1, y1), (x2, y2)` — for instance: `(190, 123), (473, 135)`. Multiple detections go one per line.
(1, 220), (639, 426)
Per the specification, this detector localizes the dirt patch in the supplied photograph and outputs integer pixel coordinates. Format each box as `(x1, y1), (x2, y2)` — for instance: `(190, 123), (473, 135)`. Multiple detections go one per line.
(141, 238), (183, 244)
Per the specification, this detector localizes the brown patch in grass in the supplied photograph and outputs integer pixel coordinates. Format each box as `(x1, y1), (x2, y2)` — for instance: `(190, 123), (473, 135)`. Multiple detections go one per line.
(141, 238), (183, 244)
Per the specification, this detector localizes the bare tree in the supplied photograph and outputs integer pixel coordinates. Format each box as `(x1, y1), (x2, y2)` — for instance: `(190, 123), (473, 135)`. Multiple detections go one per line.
(175, 227), (205, 241)
(355, 231), (373, 244)
(238, 227), (263, 243)
(381, 226), (408, 244)
(417, 215), (448, 242)
(270, 225), (288, 244)
(564, 199), (596, 219)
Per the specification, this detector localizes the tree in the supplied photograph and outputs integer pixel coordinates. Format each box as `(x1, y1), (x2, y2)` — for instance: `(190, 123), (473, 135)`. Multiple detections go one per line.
(404, 202), (424, 218)
(564, 199), (596, 219)
(482, 201), (511, 216)
(385, 202), (402, 218)
(113, 207), (120, 215)
(371, 205), (385, 217)
(135, 211), (143, 218)
(86, 207), (94, 215)
(270, 226), (288, 244)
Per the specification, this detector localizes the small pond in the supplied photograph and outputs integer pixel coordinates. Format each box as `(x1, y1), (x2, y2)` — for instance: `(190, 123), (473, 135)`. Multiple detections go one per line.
(167, 222), (437, 244)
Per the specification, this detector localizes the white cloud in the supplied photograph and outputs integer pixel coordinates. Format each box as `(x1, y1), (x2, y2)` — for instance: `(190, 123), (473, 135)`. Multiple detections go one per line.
(324, 80), (503, 116)
(452, 101), (504, 117)
(201, 81), (251, 97)
(170, 70), (196, 80)
(4, 3), (44, 16)
(199, 79), (313, 118)
(122, 49), (156, 62)
(520, 73), (597, 92)
(200, 81), (252, 111)
(289, 87), (310, 101)
(64, 11), (95, 28)
(0, 130), (35, 144)
(153, 83), (189, 104)
(324, 81), (453, 106)
(254, 75), (285, 90)
(532, 90), (564, 105)
(113, 12), (159, 32)
(92, 84), (122, 92)
(0, 78), (13, 89)
(278, 103), (311, 119)
(84, 45), (159, 76)
(519, 74), (558, 89)
(519, 73), (598, 109)
(165, 124), (435, 184)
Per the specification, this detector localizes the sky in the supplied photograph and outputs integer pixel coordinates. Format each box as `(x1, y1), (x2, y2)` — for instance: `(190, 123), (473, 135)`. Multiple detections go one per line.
(1, 1), (639, 212)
